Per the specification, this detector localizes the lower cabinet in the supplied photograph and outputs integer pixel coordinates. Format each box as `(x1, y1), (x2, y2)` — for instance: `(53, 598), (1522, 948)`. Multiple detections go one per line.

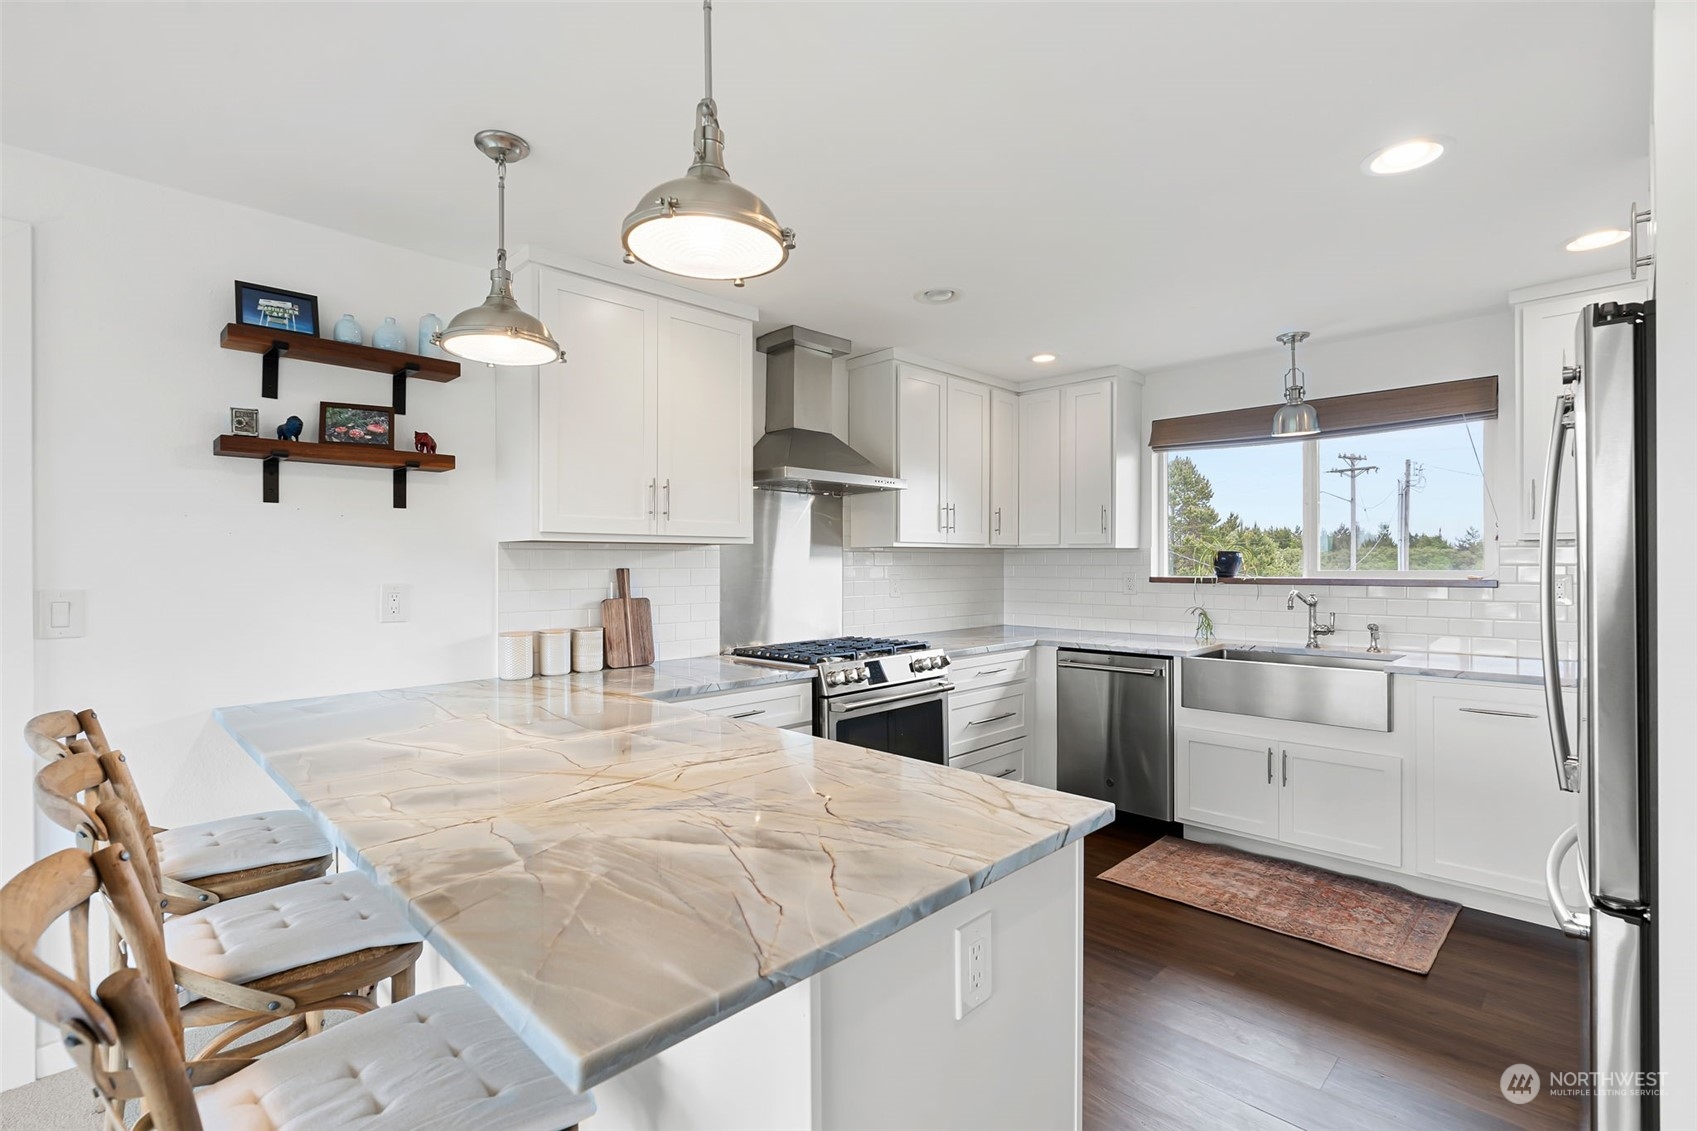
(951, 738), (1025, 783)
(1178, 729), (1402, 868)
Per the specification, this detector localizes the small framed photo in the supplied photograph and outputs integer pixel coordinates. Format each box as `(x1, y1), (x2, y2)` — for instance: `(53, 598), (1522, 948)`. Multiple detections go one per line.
(229, 407), (260, 436)
(235, 280), (318, 336)
(318, 401), (394, 447)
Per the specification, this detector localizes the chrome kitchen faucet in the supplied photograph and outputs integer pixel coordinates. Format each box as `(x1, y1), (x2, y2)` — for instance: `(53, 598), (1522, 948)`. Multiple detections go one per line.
(1287, 589), (1336, 649)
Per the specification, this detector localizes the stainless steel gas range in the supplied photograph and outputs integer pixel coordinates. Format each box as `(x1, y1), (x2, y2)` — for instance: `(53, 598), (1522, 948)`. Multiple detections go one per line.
(730, 636), (954, 763)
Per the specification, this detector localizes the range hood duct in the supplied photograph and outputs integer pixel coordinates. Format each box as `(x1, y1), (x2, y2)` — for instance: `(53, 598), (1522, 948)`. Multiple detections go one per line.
(753, 326), (905, 494)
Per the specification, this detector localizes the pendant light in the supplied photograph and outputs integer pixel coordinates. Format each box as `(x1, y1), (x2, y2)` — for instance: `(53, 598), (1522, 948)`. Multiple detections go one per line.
(620, 0), (795, 286)
(436, 130), (565, 367)
(1271, 330), (1321, 438)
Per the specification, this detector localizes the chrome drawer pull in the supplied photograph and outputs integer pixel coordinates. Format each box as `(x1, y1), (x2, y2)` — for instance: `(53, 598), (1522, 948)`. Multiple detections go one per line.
(975, 667), (1009, 677)
(728, 708), (766, 719)
(967, 712), (1017, 726)
(1459, 707), (1538, 719)
(995, 767), (1019, 778)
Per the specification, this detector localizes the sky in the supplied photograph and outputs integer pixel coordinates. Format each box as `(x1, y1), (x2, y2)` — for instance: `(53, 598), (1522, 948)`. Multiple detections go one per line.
(1178, 421), (1489, 541)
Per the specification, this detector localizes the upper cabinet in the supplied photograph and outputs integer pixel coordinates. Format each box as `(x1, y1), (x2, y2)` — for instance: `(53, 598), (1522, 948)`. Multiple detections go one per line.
(1059, 378), (1115, 546)
(496, 263), (754, 543)
(989, 388), (1020, 546)
(1017, 389), (1060, 546)
(846, 357), (994, 547)
(1513, 275), (1647, 539)
(1024, 371), (1144, 549)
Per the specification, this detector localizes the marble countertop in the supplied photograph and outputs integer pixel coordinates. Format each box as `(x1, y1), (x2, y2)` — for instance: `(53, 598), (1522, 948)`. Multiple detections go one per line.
(214, 677), (1113, 1093)
(921, 624), (1569, 686)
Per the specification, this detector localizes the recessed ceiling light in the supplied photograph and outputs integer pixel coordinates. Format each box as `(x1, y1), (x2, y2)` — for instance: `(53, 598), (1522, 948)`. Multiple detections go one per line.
(1363, 137), (1447, 176)
(914, 288), (960, 305)
(1030, 353), (1057, 364)
(1565, 229), (1631, 252)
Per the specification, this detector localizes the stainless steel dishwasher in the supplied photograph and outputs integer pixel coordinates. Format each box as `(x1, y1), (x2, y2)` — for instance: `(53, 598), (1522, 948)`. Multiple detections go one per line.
(1056, 650), (1172, 819)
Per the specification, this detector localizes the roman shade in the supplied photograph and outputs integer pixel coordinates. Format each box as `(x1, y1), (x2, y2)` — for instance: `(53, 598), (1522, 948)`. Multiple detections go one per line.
(1148, 375), (1498, 451)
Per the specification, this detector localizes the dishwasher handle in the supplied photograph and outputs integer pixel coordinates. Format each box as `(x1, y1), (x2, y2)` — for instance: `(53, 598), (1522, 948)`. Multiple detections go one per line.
(1056, 659), (1164, 677)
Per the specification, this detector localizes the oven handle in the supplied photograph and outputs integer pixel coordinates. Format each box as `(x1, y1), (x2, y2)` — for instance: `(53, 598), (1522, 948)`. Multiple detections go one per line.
(826, 683), (955, 715)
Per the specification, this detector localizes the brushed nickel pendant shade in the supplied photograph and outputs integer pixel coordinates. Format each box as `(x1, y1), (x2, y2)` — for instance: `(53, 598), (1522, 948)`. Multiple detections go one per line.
(436, 130), (566, 367)
(620, 0), (795, 286)
(1271, 330), (1321, 438)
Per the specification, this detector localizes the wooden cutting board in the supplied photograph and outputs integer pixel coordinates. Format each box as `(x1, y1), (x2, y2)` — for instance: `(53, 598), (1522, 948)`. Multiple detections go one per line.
(601, 567), (654, 668)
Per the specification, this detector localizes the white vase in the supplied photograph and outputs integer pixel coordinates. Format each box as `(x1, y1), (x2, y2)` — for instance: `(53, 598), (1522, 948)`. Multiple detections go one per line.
(373, 316), (407, 352)
(332, 314), (364, 344)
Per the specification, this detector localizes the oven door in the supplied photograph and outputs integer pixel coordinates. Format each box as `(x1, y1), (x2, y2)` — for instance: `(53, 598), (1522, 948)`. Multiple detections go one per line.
(822, 680), (953, 764)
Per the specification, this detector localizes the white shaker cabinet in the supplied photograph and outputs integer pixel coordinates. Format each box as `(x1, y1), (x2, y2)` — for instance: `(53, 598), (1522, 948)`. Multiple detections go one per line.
(1278, 741), (1402, 868)
(945, 377), (990, 544)
(1177, 730), (1281, 840)
(990, 387), (1020, 545)
(1513, 275), (1647, 539)
(498, 263), (754, 543)
(1059, 378), (1115, 546)
(1017, 388), (1060, 546)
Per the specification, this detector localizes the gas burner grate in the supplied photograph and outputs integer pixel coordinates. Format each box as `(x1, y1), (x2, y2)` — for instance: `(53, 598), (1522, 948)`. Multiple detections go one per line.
(732, 636), (931, 665)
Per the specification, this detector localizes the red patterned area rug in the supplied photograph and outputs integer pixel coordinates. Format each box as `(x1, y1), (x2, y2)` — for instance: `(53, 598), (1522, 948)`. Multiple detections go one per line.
(1098, 836), (1461, 974)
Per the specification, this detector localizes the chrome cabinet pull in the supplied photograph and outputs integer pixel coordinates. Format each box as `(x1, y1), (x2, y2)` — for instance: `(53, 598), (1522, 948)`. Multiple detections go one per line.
(995, 767), (1019, 778)
(1267, 747), (1274, 785)
(967, 712), (1017, 727)
(1281, 750), (1288, 787)
(975, 667), (1009, 678)
(994, 506), (1002, 536)
(1460, 706), (1539, 719)
(728, 708), (766, 719)
(949, 502), (957, 532)
(1629, 201), (1653, 279)
(940, 503), (949, 534)
(662, 479), (671, 520)
(1100, 504), (1107, 533)
(647, 479), (657, 517)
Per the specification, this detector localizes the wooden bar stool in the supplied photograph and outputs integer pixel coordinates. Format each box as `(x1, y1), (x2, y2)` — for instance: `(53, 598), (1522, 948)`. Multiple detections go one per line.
(1, 845), (595, 1131)
(25, 710), (333, 905)
(35, 750), (424, 1059)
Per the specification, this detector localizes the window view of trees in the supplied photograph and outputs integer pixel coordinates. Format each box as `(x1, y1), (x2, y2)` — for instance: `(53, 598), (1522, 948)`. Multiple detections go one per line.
(1165, 421), (1487, 577)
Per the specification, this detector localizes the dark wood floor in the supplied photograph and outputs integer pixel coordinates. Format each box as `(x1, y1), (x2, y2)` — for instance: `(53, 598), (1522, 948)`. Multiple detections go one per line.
(1083, 820), (1585, 1131)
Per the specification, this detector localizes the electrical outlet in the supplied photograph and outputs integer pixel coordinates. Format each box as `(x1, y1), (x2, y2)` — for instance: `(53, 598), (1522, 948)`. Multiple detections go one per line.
(379, 583), (409, 623)
(954, 912), (993, 1019)
(1123, 571), (1137, 593)
(888, 580), (902, 598)
(1554, 571), (1574, 606)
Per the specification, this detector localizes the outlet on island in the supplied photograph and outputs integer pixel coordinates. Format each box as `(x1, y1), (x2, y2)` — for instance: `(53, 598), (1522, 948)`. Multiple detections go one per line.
(954, 911), (993, 1019)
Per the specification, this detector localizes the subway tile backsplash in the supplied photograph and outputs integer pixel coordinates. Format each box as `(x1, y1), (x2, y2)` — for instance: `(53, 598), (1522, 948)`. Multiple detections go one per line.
(498, 543), (720, 661)
(843, 549), (1005, 637)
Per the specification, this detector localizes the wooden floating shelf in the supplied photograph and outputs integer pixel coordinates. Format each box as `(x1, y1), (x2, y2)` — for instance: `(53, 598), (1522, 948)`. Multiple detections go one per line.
(219, 322), (460, 411)
(213, 434), (454, 509)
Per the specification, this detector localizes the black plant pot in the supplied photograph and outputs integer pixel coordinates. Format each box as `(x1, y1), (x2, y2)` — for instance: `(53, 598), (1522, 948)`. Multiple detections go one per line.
(1213, 551), (1244, 579)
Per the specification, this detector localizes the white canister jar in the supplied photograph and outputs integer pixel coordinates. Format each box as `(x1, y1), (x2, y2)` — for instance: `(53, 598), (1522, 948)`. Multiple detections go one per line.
(538, 629), (571, 677)
(571, 628), (605, 673)
(498, 631), (536, 681)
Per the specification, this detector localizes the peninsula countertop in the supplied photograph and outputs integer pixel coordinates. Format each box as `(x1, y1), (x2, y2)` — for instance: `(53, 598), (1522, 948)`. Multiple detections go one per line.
(214, 675), (1114, 1093)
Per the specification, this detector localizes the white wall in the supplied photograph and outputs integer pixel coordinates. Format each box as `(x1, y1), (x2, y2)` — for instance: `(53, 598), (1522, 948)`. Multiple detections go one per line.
(2, 147), (502, 834)
(497, 543), (720, 661)
(1652, 1), (1696, 1120)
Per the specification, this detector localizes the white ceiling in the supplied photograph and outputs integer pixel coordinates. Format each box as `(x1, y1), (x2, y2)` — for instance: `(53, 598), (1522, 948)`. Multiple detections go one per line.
(1, 2), (1651, 379)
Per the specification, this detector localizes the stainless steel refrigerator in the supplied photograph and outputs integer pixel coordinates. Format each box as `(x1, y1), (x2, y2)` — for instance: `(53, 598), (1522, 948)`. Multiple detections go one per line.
(1539, 299), (1658, 1130)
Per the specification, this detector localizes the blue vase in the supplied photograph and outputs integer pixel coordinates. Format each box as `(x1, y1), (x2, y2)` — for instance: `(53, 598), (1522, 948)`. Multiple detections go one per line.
(418, 313), (445, 357)
(373, 316), (407, 352)
(332, 314), (364, 345)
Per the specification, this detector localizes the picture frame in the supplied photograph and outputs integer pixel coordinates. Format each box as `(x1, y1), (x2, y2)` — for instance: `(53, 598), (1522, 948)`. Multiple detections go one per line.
(229, 407), (260, 436)
(318, 401), (394, 448)
(235, 280), (319, 336)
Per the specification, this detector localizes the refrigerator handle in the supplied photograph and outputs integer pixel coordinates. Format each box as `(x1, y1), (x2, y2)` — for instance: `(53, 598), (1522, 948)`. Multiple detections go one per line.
(1538, 393), (1580, 793)
(1545, 825), (1591, 939)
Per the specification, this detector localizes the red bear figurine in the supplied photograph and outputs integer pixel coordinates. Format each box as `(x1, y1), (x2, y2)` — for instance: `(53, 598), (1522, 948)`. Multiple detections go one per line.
(413, 431), (437, 455)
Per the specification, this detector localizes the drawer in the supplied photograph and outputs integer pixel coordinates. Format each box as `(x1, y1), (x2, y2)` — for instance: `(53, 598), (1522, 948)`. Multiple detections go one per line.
(682, 681), (813, 729)
(949, 683), (1027, 756)
(949, 649), (1031, 690)
(951, 738), (1026, 783)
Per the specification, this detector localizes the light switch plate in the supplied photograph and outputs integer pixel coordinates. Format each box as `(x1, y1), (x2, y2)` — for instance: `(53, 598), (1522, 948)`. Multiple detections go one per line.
(35, 590), (87, 639)
(954, 911), (993, 1019)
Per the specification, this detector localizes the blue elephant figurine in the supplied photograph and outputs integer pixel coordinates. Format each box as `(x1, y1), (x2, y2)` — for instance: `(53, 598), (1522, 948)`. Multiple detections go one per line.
(276, 415), (304, 442)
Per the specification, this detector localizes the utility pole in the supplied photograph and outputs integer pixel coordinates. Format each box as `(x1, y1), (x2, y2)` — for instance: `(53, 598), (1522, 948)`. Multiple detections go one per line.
(1397, 458), (1412, 570)
(1326, 453), (1379, 569)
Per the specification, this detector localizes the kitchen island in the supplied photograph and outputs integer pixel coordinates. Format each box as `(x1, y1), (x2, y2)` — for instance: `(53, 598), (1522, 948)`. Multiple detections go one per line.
(215, 672), (1113, 1130)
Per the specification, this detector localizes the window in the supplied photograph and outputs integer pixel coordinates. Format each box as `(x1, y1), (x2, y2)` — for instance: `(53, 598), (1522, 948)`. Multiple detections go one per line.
(1160, 420), (1489, 578)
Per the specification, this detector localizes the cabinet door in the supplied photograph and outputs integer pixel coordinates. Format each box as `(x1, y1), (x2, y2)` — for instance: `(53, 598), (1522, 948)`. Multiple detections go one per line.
(656, 302), (753, 540)
(1177, 730), (1280, 839)
(951, 738), (1026, 783)
(1518, 282), (1646, 538)
(945, 377), (990, 545)
(895, 365), (948, 543)
(1018, 388), (1060, 546)
(990, 388), (1020, 545)
(537, 271), (658, 536)
(1059, 379), (1114, 546)
(1278, 742), (1402, 867)
(1416, 682), (1580, 900)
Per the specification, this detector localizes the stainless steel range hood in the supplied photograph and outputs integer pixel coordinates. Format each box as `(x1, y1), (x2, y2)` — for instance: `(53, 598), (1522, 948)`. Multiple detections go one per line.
(754, 326), (905, 494)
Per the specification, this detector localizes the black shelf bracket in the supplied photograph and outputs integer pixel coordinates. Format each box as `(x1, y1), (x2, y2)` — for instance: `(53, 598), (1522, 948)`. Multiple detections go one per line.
(393, 460), (421, 509)
(391, 363), (420, 415)
(261, 341), (290, 399)
(262, 449), (291, 503)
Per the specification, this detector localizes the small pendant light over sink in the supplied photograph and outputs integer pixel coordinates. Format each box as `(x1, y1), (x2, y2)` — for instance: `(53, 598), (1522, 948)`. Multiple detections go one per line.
(1271, 330), (1321, 438)
(620, 0), (795, 286)
(436, 130), (566, 367)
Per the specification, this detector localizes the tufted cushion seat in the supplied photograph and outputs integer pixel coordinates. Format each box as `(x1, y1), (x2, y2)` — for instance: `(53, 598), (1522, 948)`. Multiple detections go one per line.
(194, 985), (595, 1131)
(156, 810), (332, 882)
(164, 871), (420, 993)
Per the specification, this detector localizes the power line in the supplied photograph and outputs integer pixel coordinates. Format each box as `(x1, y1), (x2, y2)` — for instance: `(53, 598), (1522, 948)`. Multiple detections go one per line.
(1325, 453), (1379, 570)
